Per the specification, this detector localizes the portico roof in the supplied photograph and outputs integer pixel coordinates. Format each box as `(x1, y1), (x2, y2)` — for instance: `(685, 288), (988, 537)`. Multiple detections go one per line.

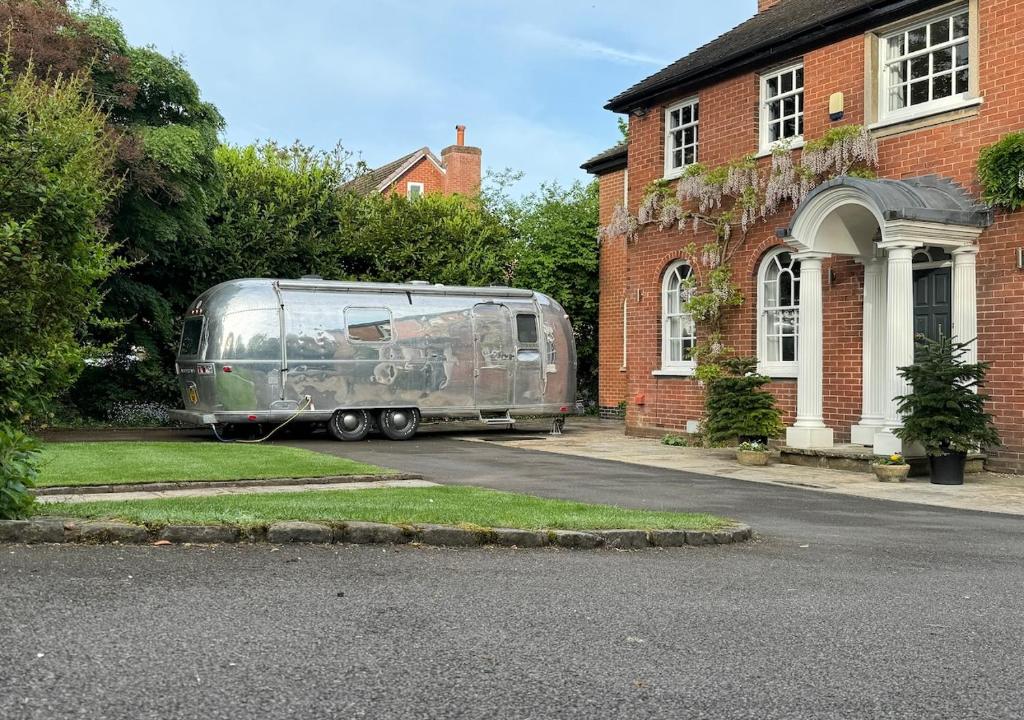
(778, 176), (993, 240)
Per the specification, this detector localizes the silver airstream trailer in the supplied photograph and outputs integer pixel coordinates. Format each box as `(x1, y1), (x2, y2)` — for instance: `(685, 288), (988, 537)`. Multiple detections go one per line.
(169, 278), (577, 440)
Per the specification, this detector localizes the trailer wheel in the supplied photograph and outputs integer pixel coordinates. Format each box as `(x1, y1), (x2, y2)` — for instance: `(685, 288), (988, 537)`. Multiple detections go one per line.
(379, 408), (420, 441)
(328, 409), (371, 442)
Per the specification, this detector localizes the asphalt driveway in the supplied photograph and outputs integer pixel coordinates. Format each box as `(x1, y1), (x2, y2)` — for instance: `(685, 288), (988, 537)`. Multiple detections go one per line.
(3, 429), (1023, 719)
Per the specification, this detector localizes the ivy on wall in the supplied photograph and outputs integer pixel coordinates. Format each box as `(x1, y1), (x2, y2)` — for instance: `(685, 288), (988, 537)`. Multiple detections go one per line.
(977, 131), (1024, 211)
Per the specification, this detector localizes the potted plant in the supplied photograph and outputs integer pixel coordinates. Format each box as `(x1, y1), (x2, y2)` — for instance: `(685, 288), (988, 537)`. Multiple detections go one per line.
(736, 441), (769, 466)
(872, 453), (910, 483)
(704, 357), (783, 450)
(894, 336), (1001, 486)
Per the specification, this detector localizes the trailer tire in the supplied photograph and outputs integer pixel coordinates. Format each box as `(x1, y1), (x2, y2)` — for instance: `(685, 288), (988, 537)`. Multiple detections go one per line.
(328, 409), (371, 442)
(379, 408), (420, 441)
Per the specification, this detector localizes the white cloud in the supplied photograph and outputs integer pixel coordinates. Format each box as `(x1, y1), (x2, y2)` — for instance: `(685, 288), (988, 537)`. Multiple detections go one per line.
(512, 24), (669, 66)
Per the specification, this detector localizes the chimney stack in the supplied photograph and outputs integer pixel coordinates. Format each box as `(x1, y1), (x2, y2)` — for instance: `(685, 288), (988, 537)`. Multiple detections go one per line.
(757, 0), (783, 11)
(441, 123), (481, 196)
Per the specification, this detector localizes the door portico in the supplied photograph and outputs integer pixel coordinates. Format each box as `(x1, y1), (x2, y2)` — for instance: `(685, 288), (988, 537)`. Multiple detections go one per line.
(777, 176), (991, 455)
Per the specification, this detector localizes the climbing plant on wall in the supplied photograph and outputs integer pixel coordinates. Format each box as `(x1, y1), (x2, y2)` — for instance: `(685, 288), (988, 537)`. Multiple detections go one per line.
(977, 131), (1024, 211)
(599, 124), (879, 383)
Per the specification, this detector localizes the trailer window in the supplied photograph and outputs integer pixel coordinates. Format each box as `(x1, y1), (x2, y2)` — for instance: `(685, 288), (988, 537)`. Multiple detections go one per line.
(346, 307), (392, 342)
(179, 317), (205, 356)
(516, 314), (538, 345)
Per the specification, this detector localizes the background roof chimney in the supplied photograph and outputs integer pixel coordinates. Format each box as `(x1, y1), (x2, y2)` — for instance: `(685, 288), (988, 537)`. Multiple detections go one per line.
(441, 124), (481, 196)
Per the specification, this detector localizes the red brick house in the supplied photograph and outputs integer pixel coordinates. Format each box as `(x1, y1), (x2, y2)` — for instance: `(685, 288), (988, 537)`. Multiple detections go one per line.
(584, 0), (1024, 472)
(345, 125), (482, 198)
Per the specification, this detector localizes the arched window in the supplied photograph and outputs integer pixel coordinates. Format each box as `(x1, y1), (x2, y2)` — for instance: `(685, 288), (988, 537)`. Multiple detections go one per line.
(758, 248), (801, 377)
(661, 261), (696, 373)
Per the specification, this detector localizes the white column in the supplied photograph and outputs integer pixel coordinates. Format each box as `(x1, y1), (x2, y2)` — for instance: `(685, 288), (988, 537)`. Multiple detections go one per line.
(873, 243), (918, 455)
(952, 245), (979, 368)
(786, 252), (834, 449)
(851, 257), (888, 445)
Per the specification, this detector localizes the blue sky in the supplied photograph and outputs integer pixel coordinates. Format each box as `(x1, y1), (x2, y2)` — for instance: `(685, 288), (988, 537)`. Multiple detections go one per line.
(110, 0), (753, 194)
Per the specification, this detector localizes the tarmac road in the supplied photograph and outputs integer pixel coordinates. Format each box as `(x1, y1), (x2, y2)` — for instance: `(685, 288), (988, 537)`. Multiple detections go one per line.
(3, 429), (1023, 719)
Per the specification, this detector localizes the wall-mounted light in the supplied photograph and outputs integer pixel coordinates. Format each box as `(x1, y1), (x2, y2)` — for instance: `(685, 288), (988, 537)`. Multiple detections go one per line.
(631, 107), (648, 118)
(1017, 247), (1024, 270)
(829, 92), (845, 122)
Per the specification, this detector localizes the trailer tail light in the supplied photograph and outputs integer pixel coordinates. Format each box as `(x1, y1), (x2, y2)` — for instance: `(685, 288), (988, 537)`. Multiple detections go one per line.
(196, 363), (214, 375)
(559, 406), (569, 414)
(247, 415), (257, 422)
(221, 365), (233, 373)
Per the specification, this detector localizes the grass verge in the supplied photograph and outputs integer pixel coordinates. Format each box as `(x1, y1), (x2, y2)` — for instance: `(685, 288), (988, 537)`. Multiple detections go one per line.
(35, 486), (731, 531)
(36, 442), (389, 487)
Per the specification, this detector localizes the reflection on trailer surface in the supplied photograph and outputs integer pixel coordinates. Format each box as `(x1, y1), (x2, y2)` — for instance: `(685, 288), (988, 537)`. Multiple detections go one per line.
(170, 278), (577, 441)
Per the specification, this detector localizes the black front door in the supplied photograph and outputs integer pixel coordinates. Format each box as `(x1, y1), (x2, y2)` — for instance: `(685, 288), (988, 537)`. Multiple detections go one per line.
(913, 266), (952, 347)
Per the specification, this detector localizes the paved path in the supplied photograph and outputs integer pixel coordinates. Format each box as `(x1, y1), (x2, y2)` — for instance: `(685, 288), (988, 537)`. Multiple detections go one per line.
(457, 420), (1024, 516)
(35, 478), (438, 504)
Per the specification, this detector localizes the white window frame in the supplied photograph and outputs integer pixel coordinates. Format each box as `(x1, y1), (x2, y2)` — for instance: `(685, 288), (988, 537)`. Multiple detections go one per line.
(757, 248), (801, 378)
(657, 261), (697, 375)
(759, 61), (804, 154)
(407, 181), (425, 199)
(876, 3), (974, 125)
(663, 97), (699, 179)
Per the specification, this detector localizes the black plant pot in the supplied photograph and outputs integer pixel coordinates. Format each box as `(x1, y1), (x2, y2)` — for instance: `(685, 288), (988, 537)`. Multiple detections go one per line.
(930, 451), (967, 485)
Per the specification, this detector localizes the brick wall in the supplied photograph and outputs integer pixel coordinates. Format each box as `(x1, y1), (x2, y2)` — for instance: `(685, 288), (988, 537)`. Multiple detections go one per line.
(441, 146), (482, 196)
(597, 168), (628, 415)
(382, 156), (446, 198)
(598, 0), (1024, 471)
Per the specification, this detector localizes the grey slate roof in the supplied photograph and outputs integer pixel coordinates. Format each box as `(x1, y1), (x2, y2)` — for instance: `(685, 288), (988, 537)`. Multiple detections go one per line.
(580, 142), (628, 175)
(779, 176), (994, 236)
(606, 0), (950, 112)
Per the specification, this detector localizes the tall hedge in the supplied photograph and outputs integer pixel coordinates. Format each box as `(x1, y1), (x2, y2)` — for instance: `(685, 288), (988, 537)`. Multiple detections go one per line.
(0, 63), (120, 427)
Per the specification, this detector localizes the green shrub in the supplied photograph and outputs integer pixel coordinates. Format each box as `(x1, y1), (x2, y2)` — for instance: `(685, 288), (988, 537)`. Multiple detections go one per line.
(704, 357), (783, 446)
(977, 132), (1024, 211)
(662, 434), (688, 447)
(0, 424), (41, 520)
(895, 336), (1001, 455)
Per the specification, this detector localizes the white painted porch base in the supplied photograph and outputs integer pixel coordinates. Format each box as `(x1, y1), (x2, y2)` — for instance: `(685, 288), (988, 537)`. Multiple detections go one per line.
(786, 426), (834, 449)
(851, 422), (887, 447)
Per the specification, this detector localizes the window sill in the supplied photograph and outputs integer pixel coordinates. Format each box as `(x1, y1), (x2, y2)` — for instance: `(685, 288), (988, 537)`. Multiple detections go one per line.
(755, 139), (804, 159)
(757, 364), (799, 379)
(652, 368), (696, 378)
(869, 97), (983, 137)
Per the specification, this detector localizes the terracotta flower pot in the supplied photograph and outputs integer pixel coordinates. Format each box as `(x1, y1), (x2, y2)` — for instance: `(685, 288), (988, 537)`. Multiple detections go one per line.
(736, 449), (769, 466)
(872, 464), (910, 482)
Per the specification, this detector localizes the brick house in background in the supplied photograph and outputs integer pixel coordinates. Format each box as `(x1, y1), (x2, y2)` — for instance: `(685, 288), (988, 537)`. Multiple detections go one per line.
(344, 125), (482, 198)
(584, 0), (1024, 472)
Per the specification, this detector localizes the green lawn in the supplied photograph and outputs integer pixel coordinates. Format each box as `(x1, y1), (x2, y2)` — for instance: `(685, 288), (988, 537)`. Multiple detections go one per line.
(36, 442), (389, 487)
(36, 486), (731, 531)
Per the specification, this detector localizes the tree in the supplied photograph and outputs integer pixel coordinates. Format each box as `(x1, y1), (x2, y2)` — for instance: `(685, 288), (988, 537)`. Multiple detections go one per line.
(0, 60), (120, 428)
(507, 181), (600, 399)
(202, 141), (364, 285)
(703, 358), (783, 446)
(345, 192), (515, 287)
(63, 9), (224, 418)
(895, 336), (1001, 455)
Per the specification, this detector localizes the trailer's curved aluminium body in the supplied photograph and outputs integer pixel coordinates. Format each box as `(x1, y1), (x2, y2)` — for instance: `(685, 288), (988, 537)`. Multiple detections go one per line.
(169, 278), (577, 440)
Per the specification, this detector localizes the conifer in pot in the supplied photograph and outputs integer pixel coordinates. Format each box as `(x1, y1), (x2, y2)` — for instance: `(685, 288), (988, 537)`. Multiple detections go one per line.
(894, 336), (1000, 485)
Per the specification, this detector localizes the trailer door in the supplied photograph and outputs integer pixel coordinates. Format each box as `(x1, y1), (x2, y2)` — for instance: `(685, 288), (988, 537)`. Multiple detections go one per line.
(472, 303), (513, 407)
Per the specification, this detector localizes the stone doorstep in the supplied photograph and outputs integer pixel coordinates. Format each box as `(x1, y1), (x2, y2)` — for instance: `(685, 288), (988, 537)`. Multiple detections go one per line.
(0, 518), (753, 549)
(32, 473), (421, 496)
(779, 445), (985, 477)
